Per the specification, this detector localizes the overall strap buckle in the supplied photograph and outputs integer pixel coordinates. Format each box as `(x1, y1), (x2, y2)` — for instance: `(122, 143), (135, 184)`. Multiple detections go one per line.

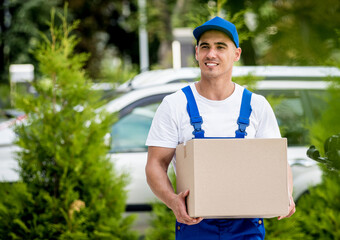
(235, 117), (249, 138)
(235, 89), (252, 138)
(191, 116), (205, 138)
(182, 86), (205, 139)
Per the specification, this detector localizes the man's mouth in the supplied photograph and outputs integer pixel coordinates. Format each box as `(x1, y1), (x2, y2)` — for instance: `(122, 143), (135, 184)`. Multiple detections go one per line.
(205, 62), (218, 66)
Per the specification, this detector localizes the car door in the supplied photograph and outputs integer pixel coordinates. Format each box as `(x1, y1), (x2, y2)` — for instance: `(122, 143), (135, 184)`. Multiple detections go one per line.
(108, 93), (170, 210)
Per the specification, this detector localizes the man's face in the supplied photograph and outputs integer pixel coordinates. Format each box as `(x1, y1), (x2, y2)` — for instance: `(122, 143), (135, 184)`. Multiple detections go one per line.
(195, 30), (241, 79)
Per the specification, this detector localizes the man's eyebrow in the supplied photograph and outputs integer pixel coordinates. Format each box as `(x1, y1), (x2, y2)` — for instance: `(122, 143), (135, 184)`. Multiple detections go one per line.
(215, 42), (228, 47)
(199, 42), (228, 47)
(199, 42), (209, 47)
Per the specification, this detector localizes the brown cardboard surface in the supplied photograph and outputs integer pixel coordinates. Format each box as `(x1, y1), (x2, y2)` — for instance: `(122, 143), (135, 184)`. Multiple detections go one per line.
(176, 138), (289, 219)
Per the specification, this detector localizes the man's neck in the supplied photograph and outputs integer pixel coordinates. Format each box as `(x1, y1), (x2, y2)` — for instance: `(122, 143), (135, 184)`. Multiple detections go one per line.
(195, 77), (235, 101)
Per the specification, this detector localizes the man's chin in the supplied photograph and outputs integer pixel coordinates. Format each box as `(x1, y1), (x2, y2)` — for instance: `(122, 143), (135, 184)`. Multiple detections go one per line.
(201, 72), (221, 80)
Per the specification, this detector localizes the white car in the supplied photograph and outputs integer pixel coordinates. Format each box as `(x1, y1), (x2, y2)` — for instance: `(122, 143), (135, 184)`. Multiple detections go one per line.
(1, 66), (340, 232)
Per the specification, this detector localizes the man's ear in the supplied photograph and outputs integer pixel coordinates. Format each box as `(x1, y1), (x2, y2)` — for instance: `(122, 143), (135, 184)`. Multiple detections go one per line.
(195, 45), (198, 61)
(234, 48), (242, 62)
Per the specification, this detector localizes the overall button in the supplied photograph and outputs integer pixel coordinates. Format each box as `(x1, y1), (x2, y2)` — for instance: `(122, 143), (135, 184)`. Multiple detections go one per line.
(177, 226), (181, 231)
(258, 219), (262, 225)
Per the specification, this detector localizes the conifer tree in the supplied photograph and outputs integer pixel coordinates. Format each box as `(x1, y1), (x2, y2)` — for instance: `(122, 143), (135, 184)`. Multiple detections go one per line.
(0, 5), (137, 239)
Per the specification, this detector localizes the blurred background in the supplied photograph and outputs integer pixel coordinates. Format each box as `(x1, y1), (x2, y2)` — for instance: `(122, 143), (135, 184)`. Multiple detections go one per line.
(1, 0), (339, 89)
(0, 0), (340, 239)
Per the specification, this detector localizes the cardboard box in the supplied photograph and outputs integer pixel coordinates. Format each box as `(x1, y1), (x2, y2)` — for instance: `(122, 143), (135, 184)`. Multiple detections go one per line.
(176, 138), (289, 218)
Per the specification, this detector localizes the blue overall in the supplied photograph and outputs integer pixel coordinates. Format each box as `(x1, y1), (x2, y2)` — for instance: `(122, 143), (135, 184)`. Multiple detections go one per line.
(176, 86), (265, 240)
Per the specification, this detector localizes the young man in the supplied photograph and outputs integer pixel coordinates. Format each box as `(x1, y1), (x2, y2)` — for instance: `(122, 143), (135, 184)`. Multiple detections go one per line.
(145, 16), (296, 239)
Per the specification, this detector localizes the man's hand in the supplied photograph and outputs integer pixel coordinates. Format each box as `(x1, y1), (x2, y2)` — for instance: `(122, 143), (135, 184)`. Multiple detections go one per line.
(278, 195), (296, 220)
(169, 189), (203, 225)
(146, 147), (202, 225)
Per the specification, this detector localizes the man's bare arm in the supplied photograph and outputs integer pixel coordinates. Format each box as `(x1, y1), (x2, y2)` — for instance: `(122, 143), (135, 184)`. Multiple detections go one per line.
(145, 146), (203, 225)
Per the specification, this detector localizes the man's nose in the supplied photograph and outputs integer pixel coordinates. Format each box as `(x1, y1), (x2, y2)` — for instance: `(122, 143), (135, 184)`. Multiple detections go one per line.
(206, 48), (217, 59)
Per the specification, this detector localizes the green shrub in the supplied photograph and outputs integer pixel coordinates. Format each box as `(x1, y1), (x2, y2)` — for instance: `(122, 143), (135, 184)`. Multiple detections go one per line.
(264, 215), (310, 240)
(0, 6), (137, 240)
(294, 171), (340, 240)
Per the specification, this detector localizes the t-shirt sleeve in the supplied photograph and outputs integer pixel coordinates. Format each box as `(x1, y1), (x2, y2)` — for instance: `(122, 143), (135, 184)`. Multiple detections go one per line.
(255, 96), (281, 138)
(145, 97), (179, 148)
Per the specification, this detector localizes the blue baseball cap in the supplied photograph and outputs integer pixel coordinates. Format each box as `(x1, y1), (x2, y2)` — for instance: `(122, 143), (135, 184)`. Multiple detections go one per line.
(193, 16), (239, 48)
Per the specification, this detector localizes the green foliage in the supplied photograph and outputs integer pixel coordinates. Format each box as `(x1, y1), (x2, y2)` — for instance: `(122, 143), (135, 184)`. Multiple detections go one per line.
(309, 30), (340, 153)
(65, 0), (140, 79)
(265, 94), (288, 137)
(184, 0), (252, 46)
(232, 73), (262, 92)
(293, 171), (340, 239)
(0, 84), (11, 109)
(0, 0), (61, 84)
(309, 77), (340, 153)
(253, 161), (340, 240)
(264, 216), (309, 240)
(99, 57), (138, 85)
(0, 6), (137, 240)
(254, 0), (340, 65)
(307, 134), (340, 172)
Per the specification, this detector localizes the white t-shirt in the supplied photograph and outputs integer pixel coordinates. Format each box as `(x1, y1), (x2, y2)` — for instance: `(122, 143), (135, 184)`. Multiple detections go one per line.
(146, 82), (281, 172)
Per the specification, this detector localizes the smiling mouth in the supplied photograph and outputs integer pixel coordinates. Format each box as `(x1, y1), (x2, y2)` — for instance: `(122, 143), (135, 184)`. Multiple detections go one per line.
(205, 63), (219, 67)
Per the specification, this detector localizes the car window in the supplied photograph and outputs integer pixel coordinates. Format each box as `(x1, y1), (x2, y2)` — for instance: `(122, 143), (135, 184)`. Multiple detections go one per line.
(259, 89), (327, 146)
(110, 103), (160, 153)
(307, 90), (329, 122)
(110, 88), (327, 151)
(274, 96), (308, 146)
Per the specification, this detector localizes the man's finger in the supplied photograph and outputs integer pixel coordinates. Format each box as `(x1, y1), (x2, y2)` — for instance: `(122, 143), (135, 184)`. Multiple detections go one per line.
(196, 217), (204, 223)
(182, 189), (190, 198)
(278, 207), (296, 220)
(178, 211), (199, 224)
(186, 217), (204, 225)
(180, 211), (193, 222)
(178, 216), (195, 225)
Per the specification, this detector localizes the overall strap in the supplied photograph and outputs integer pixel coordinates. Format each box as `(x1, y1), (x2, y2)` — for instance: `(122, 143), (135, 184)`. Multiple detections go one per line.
(182, 86), (205, 138)
(235, 88), (252, 138)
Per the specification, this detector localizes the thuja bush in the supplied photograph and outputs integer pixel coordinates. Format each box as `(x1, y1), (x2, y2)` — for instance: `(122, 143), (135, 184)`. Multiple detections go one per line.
(0, 6), (137, 240)
(265, 165), (340, 240)
(295, 170), (340, 239)
(264, 214), (310, 240)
